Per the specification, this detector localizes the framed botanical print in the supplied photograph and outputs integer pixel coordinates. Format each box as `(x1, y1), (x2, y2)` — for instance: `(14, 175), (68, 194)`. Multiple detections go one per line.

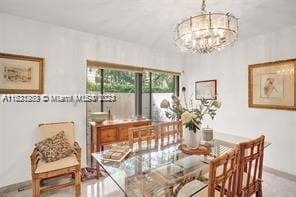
(0, 53), (44, 94)
(248, 58), (296, 111)
(195, 80), (217, 100)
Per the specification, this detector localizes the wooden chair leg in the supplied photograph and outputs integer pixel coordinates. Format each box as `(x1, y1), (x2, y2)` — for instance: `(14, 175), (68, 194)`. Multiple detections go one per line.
(75, 170), (81, 196)
(96, 162), (101, 179)
(256, 189), (262, 197)
(32, 179), (36, 197)
(34, 178), (40, 197)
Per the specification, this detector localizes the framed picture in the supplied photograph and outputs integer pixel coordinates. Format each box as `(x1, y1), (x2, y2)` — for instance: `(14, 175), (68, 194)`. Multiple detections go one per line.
(195, 80), (217, 100)
(248, 58), (296, 111)
(0, 53), (44, 94)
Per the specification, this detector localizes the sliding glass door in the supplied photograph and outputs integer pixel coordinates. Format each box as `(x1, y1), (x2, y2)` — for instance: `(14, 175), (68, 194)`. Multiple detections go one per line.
(87, 67), (102, 113)
(142, 71), (178, 122)
(151, 72), (175, 122)
(142, 72), (151, 120)
(87, 67), (179, 121)
(86, 67), (102, 165)
(87, 68), (136, 119)
(103, 69), (135, 119)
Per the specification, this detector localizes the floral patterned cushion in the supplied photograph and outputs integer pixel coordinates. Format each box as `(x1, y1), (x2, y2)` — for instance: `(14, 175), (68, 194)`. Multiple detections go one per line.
(36, 131), (73, 163)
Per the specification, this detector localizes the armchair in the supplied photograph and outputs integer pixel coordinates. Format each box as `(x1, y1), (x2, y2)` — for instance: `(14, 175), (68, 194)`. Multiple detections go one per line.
(30, 122), (81, 197)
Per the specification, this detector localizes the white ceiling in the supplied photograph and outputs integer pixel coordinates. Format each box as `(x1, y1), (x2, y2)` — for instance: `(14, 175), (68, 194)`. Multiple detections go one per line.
(0, 0), (296, 53)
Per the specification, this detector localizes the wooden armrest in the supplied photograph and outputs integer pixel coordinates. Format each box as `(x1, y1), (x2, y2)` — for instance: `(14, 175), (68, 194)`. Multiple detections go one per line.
(30, 147), (40, 174)
(74, 141), (81, 163)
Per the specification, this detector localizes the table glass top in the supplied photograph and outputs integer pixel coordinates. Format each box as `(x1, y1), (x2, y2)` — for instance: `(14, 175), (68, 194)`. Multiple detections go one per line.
(92, 132), (271, 196)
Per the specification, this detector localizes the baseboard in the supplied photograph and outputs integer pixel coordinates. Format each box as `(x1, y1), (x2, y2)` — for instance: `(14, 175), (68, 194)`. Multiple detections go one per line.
(0, 173), (95, 195)
(0, 175), (72, 195)
(264, 166), (296, 182)
(0, 180), (32, 195)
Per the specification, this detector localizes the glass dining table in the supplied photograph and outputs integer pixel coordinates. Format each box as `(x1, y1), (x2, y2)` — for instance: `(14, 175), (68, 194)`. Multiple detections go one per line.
(92, 132), (271, 197)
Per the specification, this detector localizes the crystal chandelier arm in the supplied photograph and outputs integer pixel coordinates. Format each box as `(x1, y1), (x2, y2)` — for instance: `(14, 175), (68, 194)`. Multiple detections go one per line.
(201, 0), (207, 13)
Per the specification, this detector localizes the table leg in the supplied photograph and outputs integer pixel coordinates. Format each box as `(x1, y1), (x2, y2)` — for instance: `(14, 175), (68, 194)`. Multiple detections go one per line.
(96, 161), (101, 179)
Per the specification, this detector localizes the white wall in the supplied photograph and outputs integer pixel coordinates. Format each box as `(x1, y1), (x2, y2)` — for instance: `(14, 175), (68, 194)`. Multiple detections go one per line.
(0, 109), (3, 178)
(184, 26), (296, 176)
(0, 13), (183, 187)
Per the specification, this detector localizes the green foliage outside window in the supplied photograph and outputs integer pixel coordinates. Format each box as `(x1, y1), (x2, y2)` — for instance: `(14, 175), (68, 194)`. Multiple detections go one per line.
(87, 81), (101, 92)
(142, 72), (150, 93)
(152, 73), (174, 93)
(87, 69), (174, 93)
(142, 72), (174, 93)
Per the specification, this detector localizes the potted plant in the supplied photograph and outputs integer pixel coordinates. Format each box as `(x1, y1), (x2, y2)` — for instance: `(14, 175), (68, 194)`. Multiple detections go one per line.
(160, 94), (221, 149)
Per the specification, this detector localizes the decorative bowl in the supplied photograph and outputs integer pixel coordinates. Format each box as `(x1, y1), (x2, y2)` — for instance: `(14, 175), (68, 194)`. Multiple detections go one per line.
(90, 112), (108, 123)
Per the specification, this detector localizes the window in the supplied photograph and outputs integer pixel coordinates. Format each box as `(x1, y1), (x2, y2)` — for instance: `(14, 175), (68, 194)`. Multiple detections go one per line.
(142, 71), (178, 122)
(152, 72), (175, 122)
(103, 69), (135, 119)
(87, 68), (136, 119)
(142, 72), (151, 120)
(87, 67), (179, 122)
(87, 67), (102, 114)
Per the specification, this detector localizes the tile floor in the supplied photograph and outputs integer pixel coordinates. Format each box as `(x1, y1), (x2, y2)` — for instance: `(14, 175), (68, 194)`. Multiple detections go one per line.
(3, 171), (296, 197)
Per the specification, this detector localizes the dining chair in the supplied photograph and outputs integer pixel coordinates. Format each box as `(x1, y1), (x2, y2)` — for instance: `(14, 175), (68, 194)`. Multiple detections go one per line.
(174, 148), (239, 197)
(159, 120), (183, 147)
(128, 125), (159, 152)
(30, 122), (81, 197)
(237, 135), (265, 197)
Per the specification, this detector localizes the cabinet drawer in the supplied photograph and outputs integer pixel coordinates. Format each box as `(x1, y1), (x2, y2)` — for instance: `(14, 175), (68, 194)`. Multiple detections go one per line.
(133, 122), (150, 127)
(118, 127), (129, 141)
(100, 128), (117, 143)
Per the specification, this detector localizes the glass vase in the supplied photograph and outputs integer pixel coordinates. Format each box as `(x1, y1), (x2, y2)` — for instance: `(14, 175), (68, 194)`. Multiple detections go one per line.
(184, 127), (201, 149)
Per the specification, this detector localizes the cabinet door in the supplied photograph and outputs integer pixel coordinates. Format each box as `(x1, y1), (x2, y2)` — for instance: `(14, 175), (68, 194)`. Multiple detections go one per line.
(118, 127), (129, 141)
(99, 128), (117, 143)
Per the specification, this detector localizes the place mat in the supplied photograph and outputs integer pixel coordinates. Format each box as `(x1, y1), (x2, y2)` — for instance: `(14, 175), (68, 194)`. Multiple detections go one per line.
(101, 149), (131, 162)
(179, 144), (211, 155)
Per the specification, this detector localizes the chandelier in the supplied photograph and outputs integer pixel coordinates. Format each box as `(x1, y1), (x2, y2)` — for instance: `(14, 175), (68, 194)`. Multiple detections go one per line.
(175, 0), (238, 54)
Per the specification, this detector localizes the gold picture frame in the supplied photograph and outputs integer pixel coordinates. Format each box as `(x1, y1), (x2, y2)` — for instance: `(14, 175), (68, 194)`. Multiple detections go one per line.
(0, 53), (44, 94)
(248, 58), (296, 111)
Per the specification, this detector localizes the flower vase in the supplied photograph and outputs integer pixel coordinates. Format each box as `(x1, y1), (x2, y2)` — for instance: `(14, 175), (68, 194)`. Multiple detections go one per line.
(184, 127), (201, 149)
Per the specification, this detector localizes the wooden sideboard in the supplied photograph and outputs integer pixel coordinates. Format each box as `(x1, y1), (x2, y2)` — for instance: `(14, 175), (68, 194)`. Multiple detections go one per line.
(90, 119), (151, 155)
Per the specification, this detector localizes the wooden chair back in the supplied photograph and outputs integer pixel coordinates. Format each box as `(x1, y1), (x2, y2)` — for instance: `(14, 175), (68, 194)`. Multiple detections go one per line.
(208, 148), (239, 197)
(128, 125), (159, 152)
(237, 135), (265, 197)
(159, 121), (183, 147)
(174, 148), (239, 197)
